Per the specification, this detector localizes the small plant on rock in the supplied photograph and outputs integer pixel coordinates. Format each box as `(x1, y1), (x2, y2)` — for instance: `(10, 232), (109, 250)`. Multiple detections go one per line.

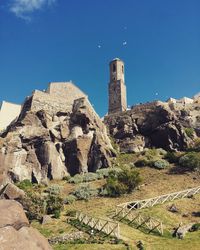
(185, 127), (195, 139)
(16, 179), (32, 191)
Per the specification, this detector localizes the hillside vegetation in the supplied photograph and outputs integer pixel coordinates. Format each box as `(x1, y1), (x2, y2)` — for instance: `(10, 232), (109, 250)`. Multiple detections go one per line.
(16, 148), (200, 250)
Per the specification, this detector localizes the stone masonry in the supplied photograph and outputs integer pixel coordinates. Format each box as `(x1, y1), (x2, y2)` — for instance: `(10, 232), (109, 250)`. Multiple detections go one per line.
(108, 58), (127, 114)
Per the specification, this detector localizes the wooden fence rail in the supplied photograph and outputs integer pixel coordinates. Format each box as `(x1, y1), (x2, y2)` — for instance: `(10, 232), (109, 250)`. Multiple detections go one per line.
(118, 209), (163, 235)
(75, 211), (120, 239)
(115, 186), (200, 218)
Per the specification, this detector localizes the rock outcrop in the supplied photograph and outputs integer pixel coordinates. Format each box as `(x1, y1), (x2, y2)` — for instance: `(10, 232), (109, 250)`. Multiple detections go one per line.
(0, 199), (52, 250)
(0, 183), (25, 200)
(0, 85), (114, 184)
(0, 200), (52, 250)
(104, 101), (200, 152)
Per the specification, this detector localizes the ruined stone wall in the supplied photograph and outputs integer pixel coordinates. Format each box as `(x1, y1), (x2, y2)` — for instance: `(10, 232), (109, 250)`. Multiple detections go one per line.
(30, 82), (87, 115)
(47, 82), (87, 100)
(30, 90), (72, 114)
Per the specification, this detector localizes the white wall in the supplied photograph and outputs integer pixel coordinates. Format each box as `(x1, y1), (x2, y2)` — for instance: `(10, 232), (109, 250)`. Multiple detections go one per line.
(0, 101), (21, 131)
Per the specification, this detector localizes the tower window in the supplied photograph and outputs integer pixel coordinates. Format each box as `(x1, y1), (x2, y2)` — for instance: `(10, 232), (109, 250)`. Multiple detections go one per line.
(113, 64), (116, 72)
(122, 65), (124, 73)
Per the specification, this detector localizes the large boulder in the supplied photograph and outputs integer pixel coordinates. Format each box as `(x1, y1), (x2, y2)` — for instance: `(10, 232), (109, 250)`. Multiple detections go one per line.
(0, 200), (52, 250)
(0, 95), (114, 183)
(0, 183), (25, 200)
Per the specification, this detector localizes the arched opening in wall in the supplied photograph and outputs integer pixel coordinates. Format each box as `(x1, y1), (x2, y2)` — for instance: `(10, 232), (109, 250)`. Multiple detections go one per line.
(113, 63), (116, 72)
(122, 65), (124, 73)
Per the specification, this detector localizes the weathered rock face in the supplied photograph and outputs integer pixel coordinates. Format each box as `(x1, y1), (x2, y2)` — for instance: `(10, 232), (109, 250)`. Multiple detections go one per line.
(0, 200), (52, 250)
(0, 183), (25, 200)
(104, 101), (200, 152)
(0, 96), (114, 184)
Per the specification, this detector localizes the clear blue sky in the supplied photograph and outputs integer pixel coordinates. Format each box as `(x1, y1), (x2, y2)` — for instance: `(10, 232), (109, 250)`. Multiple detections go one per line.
(0, 0), (200, 116)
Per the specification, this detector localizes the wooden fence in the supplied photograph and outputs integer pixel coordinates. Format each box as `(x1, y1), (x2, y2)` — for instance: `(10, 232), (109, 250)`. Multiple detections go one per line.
(75, 211), (120, 239)
(117, 208), (163, 235)
(115, 186), (200, 218)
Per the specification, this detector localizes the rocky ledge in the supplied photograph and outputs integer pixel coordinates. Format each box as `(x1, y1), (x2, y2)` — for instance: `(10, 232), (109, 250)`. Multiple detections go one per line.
(104, 101), (200, 152)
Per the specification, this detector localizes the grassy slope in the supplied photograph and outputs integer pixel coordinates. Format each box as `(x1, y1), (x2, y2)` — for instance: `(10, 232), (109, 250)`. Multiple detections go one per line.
(31, 154), (200, 250)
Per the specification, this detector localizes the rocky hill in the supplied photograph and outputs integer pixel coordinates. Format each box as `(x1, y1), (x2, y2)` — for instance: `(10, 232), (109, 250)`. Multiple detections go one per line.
(1, 81), (200, 185)
(0, 83), (114, 185)
(104, 100), (200, 152)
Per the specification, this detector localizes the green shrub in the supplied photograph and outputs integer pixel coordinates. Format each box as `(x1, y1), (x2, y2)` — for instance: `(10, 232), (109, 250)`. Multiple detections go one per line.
(46, 195), (63, 218)
(135, 159), (149, 167)
(18, 192), (45, 221)
(193, 138), (200, 150)
(66, 209), (76, 217)
(179, 152), (200, 171)
(151, 160), (169, 170)
(72, 184), (98, 201)
(68, 174), (84, 184)
(144, 148), (160, 160)
(190, 223), (200, 232)
(83, 172), (98, 182)
(185, 128), (195, 139)
(156, 148), (167, 156)
(46, 184), (61, 195)
(103, 167), (142, 197)
(64, 194), (77, 204)
(17, 179), (32, 191)
(96, 168), (110, 178)
(53, 209), (61, 219)
(62, 175), (71, 181)
(164, 151), (179, 163)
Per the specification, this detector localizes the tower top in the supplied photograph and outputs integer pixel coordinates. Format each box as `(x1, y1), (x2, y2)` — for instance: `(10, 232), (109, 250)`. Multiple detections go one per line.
(110, 58), (124, 64)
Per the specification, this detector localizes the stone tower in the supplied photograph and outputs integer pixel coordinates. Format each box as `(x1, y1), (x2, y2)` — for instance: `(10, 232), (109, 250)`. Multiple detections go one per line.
(108, 58), (127, 114)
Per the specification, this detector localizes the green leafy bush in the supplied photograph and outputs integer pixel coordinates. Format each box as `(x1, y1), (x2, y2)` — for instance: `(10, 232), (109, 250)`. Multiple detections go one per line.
(16, 179), (32, 191)
(18, 192), (45, 221)
(82, 172), (98, 182)
(151, 160), (169, 170)
(164, 151), (179, 163)
(46, 184), (61, 195)
(103, 167), (142, 197)
(185, 128), (195, 139)
(143, 148), (161, 160)
(53, 210), (61, 219)
(62, 175), (71, 181)
(135, 159), (149, 167)
(64, 194), (77, 204)
(72, 184), (98, 201)
(156, 148), (167, 156)
(68, 174), (84, 184)
(179, 152), (200, 171)
(96, 168), (110, 178)
(46, 195), (63, 219)
(190, 223), (200, 232)
(66, 209), (76, 217)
